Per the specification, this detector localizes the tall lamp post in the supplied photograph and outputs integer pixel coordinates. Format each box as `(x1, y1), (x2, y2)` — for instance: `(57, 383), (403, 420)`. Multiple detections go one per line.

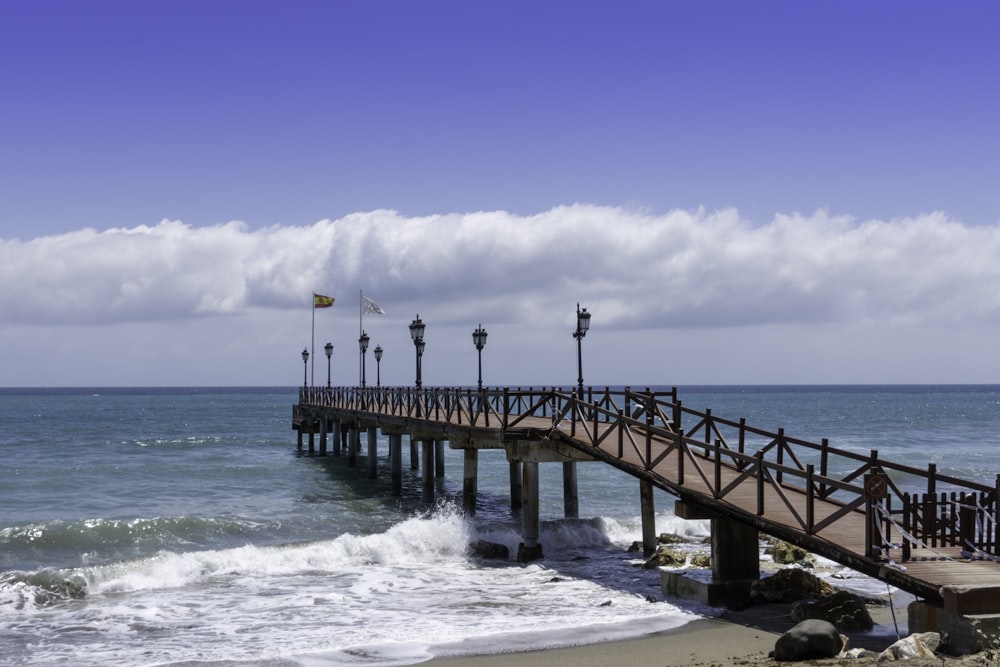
(409, 315), (425, 389)
(324, 342), (333, 388)
(359, 331), (370, 387)
(573, 303), (591, 398)
(472, 324), (488, 390)
(374, 345), (383, 387)
(301, 348), (309, 389)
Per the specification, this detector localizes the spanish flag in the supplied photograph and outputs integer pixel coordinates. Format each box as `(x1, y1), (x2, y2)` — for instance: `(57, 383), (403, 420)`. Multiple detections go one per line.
(313, 293), (335, 308)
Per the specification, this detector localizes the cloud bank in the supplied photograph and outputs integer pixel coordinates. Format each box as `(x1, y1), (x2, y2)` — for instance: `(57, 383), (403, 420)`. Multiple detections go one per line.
(3, 205), (999, 332)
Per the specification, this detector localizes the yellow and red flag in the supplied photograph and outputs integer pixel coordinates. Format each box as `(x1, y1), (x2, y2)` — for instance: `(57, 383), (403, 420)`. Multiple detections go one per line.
(313, 293), (335, 308)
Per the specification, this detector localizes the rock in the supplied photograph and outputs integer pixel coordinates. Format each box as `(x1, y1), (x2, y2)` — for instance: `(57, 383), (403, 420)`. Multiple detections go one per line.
(467, 540), (509, 559)
(751, 567), (835, 603)
(642, 546), (686, 569)
(772, 619), (845, 661)
(790, 590), (874, 631)
(768, 539), (810, 564)
(627, 540), (642, 553)
(657, 533), (686, 544)
(877, 632), (940, 661)
(689, 553), (712, 568)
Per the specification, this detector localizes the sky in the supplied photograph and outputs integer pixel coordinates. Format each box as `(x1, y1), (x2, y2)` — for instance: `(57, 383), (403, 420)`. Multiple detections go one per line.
(1, 1), (999, 387)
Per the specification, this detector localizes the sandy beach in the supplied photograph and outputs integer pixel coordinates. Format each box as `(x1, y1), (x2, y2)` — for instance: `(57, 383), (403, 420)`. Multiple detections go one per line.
(424, 601), (1000, 667)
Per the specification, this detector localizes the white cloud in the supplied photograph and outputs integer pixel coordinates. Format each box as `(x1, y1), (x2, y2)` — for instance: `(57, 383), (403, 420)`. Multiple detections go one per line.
(3, 205), (999, 386)
(4, 205), (999, 329)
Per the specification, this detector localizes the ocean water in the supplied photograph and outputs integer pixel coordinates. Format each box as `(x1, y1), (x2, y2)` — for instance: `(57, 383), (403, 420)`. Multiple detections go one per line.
(2, 385), (998, 666)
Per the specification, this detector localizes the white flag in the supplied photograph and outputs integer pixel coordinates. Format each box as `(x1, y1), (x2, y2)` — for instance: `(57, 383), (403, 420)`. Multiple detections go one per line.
(363, 295), (385, 315)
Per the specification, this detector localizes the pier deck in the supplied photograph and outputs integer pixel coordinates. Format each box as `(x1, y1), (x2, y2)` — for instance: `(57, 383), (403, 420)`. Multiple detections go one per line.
(294, 385), (1000, 614)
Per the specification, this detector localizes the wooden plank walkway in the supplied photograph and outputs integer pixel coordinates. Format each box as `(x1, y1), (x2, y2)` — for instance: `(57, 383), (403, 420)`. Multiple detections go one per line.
(295, 385), (1000, 610)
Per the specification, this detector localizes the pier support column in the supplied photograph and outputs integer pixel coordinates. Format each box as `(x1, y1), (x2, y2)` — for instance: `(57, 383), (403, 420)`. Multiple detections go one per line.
(463, 448), (478, 514)
(348, 427), (359, 468)
(308, 429), (315, 455)
(640, 480), (656, 556)
(297, 429), (303, 450)
(331, 419), (341, 457)
(410, 437), (419, 470)
(319, 418), (328, 456)
(662, 501), (760, 607)
(390, 434), (402, 496)
(508, 461), (522, 511)
(517, 461), (543, 562)
(435, 440), (445, 478)
(367, 427), (378, 479)
(562, 462), (579, 519)
(421, 440), (434, 503)
(339, 424), (349, 458)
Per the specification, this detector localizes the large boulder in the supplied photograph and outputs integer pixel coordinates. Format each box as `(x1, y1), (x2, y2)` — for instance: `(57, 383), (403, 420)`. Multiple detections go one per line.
(768, 539), (810, 564)
(467, 540), (510, 560)
(772, 619), (845, 661)
(751, 567), (835, 603)
(790, 590), (874, 631)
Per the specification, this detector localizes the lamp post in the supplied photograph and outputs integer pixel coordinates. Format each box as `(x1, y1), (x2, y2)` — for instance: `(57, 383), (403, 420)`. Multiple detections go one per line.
(472, 324), (488, 390)
(374, 345), (383, 387)
(359, 331), (370, 387)
(324, 342), (333, 388)
(409, 315), (425, 389)
(301, 348), (309, 389)
(573, 303), (591, 398)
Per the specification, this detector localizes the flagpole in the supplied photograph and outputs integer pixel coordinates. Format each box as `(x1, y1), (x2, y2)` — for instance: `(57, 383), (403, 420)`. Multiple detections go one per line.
(311, 293), (316, 387)
(359, 289), (364, 386)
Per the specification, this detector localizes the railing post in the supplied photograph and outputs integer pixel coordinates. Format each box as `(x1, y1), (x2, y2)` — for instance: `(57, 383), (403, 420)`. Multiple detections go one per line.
(617, 408), (624, 458)
(676, 429), (685, 482)
(806, 463), (815, 533)
(503, 388), (510, 430)
(704, 408), (712, 448)
(776, 428), (785, 485)
(713, 438), (722, 499)
(995, 474), (1000, 554)
(902, 492), (912, 561)
(756, 450), (765, 515)
(820, 438), (829, 497)
(673, 400), (682, 432)
(645, 412), (653, 468)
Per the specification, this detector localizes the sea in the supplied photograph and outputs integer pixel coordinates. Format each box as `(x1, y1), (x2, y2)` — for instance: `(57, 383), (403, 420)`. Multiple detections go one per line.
(2, 385), (999, 667)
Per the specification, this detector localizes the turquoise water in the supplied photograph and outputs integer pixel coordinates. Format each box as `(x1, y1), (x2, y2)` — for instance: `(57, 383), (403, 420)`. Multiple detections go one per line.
(1, 385), (998, 666)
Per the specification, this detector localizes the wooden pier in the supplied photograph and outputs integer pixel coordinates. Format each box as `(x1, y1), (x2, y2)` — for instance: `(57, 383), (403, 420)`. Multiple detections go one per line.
(293, 385), (1000, 649)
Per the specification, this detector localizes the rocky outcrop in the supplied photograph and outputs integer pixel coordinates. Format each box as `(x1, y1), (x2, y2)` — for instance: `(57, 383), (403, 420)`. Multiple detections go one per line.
(467, 540), (509, 560)
(642, 546), (686, 569)
(751, 567), (835, 603)
(790, 590), (874, 631)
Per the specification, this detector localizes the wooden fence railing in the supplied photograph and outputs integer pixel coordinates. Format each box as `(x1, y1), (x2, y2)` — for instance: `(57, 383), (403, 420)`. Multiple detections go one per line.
(297, 385), (1000, 562)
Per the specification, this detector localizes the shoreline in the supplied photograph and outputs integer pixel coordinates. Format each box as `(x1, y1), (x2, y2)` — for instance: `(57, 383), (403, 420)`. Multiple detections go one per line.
(421, 600), (992, 667)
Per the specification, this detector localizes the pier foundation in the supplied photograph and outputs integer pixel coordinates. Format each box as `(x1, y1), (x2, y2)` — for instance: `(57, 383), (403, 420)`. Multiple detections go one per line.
(661, 501), (760, 607)
(421, 440), (434, 503)
(367, 427), (378, 479)
(389, 434), (402, 495)
(509, 461), (522, 511)
(463, 448), (478, 514)
(640, 480), (656, 556)
(517, 461), (543, 562)
(562, 462), (578, 519)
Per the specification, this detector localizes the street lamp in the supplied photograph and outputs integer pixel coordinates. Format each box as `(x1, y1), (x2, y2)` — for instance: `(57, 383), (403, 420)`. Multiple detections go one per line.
(324, 342), (333, 388)
(409, 315), (425, 389)
(573, 303), (591, 397)
(301, 347), (309, 389)
(359, 331), (370, 387)
(374, 345), (383, 387)
(472, 324), (488, 390)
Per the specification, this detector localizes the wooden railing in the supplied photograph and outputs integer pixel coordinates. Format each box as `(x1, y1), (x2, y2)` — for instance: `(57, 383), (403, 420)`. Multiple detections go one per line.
(297, 385), (1000, 562)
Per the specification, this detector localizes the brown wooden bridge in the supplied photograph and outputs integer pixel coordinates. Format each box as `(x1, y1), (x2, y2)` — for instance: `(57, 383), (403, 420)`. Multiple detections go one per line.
(293, 385), (1000, 618)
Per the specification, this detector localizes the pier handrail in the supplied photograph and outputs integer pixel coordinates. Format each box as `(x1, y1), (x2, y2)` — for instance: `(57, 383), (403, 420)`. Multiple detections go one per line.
(297, 384), (1000, 560)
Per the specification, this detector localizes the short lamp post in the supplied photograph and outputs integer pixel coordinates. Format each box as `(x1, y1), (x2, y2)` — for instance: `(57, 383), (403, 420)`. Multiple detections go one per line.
(409, 315), (425, 389)
(324, 342), (333, 388)
(573, 303), (591, 398)
(373, 345), (383, 387)
(472, 324), (488, 390)
(301, 347), (309, 389)
(359, 331), (370, 387)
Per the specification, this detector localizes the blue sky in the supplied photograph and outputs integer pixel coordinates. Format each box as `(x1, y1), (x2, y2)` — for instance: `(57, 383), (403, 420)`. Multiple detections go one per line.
(1, 2), (999, 386)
